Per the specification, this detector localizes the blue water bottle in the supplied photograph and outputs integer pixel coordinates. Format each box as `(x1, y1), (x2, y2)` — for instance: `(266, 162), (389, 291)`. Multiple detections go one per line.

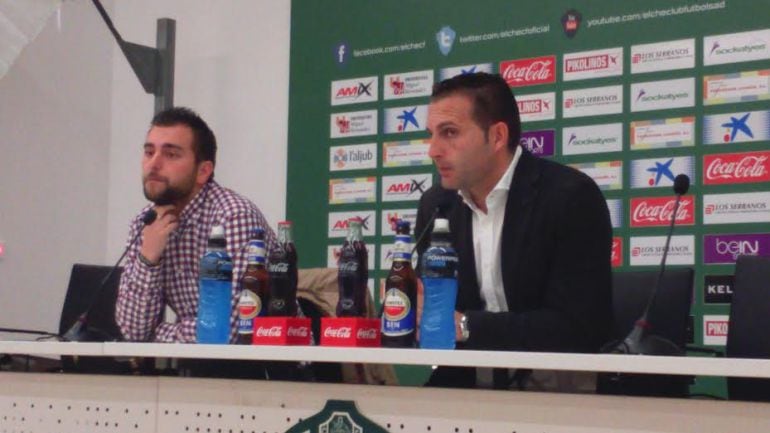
(419, 218), (459, 349)
(196, 224), (233, 344)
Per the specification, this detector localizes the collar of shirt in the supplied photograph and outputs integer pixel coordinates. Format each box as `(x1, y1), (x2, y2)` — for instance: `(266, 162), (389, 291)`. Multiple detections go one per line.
(177, 181), (212, 231)
(459, 145), (522, 214)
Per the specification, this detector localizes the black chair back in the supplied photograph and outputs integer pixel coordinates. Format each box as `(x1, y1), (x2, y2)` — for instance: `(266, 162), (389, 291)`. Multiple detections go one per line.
(610, 268), (694, 348)
(598, 268), (694, 397)
(726, 255), (770, 402)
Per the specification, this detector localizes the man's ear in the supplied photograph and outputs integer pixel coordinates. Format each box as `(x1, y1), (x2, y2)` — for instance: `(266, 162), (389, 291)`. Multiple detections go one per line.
(489, 121), (510, 152)
(196, 160), (214, 185)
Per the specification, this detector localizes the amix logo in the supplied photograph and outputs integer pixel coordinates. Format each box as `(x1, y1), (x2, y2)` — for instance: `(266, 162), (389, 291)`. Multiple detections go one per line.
(704, 275), (734, 304)
(335, 81), (374, 100)
(387, 178), (427, 195)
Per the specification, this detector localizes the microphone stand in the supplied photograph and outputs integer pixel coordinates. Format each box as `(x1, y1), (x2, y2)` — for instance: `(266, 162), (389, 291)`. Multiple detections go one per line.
(611, 189), (686, 356)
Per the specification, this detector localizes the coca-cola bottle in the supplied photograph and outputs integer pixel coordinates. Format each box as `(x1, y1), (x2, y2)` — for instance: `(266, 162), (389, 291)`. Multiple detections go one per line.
(381, 220), (418, 347)
(336, 218), (368, 317)
(236, 228), (269, 344)
(267, 221), (298, 316)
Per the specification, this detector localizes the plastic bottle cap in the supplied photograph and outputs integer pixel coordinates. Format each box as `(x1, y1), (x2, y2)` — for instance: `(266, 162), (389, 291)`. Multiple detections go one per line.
(210, 225), (225, 238)
(433, 218), (450, 233)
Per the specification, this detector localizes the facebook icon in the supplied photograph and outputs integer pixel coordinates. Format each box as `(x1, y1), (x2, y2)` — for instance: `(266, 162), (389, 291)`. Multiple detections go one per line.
(334, 42), (349, 67)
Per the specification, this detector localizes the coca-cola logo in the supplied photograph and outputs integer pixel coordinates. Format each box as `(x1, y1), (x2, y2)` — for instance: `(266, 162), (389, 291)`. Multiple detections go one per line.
(255, 326), (282, 338)
(630, 196), (694, 227)
(268, 262), (290, 273)
(324, 326), (352, 339)
(704, 152), (770, 185)
(611, 237), (622, 267)
(356, 328), (378, 340)
(499, 55), (556, 87)
(338, 261), (359, 272)
(287, 326), (309, 338)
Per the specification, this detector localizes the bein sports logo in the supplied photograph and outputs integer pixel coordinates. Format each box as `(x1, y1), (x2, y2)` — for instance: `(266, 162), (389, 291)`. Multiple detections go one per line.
(715, 238), (759, 261)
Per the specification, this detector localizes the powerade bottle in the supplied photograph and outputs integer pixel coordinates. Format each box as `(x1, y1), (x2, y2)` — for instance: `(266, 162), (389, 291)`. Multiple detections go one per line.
(419, 218), (459, 349)
(196, 225), (233, 344)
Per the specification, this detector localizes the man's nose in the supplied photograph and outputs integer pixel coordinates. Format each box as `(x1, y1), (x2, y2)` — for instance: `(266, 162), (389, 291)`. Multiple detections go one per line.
(428, 139), (442, 159)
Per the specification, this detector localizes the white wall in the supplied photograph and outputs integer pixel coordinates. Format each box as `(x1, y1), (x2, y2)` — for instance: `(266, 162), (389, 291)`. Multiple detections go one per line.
(0, 0), (290, 335)
(106, 0), (290, 261)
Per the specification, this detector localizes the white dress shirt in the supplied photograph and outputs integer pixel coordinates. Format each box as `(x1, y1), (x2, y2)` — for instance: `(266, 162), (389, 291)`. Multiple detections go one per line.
(459, 145), (522, 313)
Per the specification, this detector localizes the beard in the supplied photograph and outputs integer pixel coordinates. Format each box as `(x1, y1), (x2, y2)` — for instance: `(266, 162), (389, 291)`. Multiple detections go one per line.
(143, 175), (195, 206)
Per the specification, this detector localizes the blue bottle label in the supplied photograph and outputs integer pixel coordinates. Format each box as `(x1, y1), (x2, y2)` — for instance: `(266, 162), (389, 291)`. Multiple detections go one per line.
(381, 288), (415, 336)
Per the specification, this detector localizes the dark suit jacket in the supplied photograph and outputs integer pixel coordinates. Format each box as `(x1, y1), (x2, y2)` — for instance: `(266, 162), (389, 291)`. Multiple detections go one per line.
(415, 149), (612, 359)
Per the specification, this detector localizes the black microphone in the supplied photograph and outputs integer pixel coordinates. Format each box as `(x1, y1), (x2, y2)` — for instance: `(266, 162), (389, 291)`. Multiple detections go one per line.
(411, 188), (457, 256)
(61, 209), (157, 342)
(610, 174), (690, 355)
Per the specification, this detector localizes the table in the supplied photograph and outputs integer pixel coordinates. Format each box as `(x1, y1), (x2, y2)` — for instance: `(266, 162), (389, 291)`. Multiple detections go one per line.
(1, 341), (769, 432)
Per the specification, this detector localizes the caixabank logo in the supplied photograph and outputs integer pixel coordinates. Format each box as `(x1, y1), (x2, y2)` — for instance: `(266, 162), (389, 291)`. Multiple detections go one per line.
(703, 150), (770, 185)
(703, 110), (770, 145)
(383, 105), (428, 134)
(381, 174), (432, 202)
(630, 156), (694, 189)
(439, 63), (493, 80)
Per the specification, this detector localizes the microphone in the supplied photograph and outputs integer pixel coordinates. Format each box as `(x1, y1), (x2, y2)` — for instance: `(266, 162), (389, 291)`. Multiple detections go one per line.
(411, 188), (457, 256)
(609, 174), (690, 355)
(61, 209), (157, 342)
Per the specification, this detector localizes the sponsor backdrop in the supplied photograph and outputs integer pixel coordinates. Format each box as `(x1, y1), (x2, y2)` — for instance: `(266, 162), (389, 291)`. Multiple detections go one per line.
(288, 0), (770, 390)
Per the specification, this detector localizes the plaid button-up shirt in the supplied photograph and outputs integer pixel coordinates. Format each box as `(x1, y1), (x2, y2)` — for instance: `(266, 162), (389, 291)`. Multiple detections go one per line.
(116, 181), (278, 343)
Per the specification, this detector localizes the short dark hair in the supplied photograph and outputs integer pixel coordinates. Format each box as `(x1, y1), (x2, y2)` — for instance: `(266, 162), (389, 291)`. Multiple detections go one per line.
(151, 107), (217, 166)
(431, 72), (521, 151)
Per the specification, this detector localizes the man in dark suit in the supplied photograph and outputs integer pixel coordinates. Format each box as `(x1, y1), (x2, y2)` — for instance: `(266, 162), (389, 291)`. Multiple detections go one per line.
(415, 72), (612, 389)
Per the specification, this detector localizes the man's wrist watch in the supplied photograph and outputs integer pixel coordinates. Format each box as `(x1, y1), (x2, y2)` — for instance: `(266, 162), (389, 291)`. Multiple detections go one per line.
(459, 314), (470, 342)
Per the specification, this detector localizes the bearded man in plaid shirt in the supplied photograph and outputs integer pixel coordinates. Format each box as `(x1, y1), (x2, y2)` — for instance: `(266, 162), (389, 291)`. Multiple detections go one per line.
(116, 107), (277, 344)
